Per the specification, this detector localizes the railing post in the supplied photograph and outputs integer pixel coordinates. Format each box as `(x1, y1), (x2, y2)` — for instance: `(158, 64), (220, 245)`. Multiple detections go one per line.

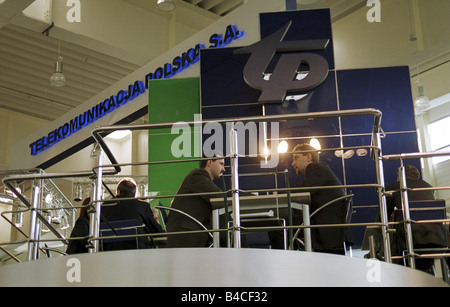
(27, 186), (40, 261)
(230, 128), (241, 248)
(89, 148), (104, 253)
(374, 130), (392, 263)
(398, 162), (416, 269)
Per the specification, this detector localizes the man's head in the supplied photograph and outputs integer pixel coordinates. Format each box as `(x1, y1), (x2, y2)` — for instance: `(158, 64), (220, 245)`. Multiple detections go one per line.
(200, 151), (225, 180)
(116, 177), (137, 197)
(397, 165), (421, 181)
(291, 143), (319, 175)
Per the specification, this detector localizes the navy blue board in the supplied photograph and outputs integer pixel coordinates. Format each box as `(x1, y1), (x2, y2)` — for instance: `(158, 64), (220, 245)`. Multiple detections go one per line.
(200, 9), (419, 247)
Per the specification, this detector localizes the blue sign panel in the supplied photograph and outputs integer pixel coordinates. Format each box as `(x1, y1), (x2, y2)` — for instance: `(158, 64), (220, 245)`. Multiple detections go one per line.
(200, 9), (419, 247)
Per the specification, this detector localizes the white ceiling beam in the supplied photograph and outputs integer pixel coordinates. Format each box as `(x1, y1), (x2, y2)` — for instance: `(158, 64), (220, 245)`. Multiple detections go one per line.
(0, 0), (35, 29)
(198, 0), (223, 11)
(211, 0), (243, 16)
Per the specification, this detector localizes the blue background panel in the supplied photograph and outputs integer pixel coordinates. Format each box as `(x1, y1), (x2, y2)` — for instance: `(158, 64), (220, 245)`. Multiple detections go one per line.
(199, 9), (418, 247)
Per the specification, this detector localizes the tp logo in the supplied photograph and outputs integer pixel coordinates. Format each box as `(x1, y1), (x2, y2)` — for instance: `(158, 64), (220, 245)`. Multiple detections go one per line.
(234, 21), (329, 104)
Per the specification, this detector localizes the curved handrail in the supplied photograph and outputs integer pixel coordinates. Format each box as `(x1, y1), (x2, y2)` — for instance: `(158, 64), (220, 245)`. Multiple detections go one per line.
(289, 194), (354, 250)
(155, 205), (214, 240)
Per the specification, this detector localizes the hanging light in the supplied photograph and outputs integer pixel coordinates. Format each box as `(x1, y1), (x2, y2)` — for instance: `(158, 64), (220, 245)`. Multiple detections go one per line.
(50, 41), (66, 87)
(73, 185), (82, 202)
(414, 81), (430, 110)
(12, 205), (23, 228)
(157, 0), (176, 11)
(60, 215), (70, 230)
(309, 138), (321, 150)
(278, 140), (288, 153)
(50, 56), (66, 87)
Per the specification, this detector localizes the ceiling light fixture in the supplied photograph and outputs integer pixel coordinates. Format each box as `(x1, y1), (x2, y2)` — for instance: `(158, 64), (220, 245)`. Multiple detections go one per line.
(50, 41), (66, 87)
(157, 0), (176, 11)
(278, 140), (288, 153)
(414, 80), (430, 110)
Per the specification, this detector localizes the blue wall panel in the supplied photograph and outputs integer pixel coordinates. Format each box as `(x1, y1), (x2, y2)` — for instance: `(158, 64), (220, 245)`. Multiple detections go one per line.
(200, 9), (418, 247)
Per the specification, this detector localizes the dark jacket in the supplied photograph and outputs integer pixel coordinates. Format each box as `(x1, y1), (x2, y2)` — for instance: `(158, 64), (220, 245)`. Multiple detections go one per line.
(385, 179), (447, 257)
(385, 179), (435, 219)
(295, 162), (349, 251)
(66, 216), (90, 254)
(166, 168), (222, 248)
(101, 195), (163, 250)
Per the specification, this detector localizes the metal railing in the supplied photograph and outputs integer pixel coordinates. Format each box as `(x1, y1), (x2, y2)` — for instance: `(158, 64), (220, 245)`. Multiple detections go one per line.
(87, 108), (391, 256)
(382, 151), (450, 270)
(0, 108), (415, 267)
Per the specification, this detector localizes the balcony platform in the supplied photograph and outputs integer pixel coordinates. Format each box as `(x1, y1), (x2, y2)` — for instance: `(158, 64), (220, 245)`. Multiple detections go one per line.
(0, 248), (447, 287)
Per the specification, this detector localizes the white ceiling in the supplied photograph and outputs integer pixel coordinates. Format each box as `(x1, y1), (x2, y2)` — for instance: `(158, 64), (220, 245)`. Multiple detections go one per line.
(0, 0), (362, 121)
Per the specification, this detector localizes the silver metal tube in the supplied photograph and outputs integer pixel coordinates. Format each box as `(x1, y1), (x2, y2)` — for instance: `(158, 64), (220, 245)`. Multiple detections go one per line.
(383, 151), (450, 161)
(91, 109), (382, 175)
(302, 204), (312, 252)
(398, 163), (416, 269)
(27, 186), (40, 261)
(92, 108), (382, 134)
(212, 209), (220, 248)
(230, 129), (241, 248)
(374, 131), (391, 263)
(89, 149), (104, 253)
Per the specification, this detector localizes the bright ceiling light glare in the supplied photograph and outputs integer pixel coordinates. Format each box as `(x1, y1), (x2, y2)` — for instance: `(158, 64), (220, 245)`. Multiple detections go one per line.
(278, 140), (288, 153)
(309, 138), (321, 150)
(157, 0), (176, 11)
(262, 146), (270, 158)
(106, 130), (131, 140)
(263, 73), (271, 80)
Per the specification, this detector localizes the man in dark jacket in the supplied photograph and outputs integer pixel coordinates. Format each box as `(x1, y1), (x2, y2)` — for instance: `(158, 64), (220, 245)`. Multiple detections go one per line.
(292, 143), (350, 254)
(166, 155), (225, 248)
(101, 178), (163, 251)
(386, 165), (446, 273)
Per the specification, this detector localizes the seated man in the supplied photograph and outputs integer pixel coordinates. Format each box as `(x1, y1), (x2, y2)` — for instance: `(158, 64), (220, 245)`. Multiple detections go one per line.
(101, 178), (164, 250)
(166, 154), (225, 248)
(291, 143), (351, 254)
(386, 165), (447, 273)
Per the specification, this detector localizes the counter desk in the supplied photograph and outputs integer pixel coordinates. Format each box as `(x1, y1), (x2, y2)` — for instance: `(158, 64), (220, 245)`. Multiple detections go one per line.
(211, 192), (311, 249)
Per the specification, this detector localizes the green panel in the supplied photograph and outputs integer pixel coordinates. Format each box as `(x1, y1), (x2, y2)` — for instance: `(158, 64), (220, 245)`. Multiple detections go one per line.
(148, 78), (200, 211)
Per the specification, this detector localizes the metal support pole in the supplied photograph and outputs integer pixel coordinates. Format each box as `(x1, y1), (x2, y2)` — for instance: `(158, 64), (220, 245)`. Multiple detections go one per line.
(212, 209), (220, 248)
(284, 170), (294, 249)
(374, 131), (392, 263)
(27, 186), (40, 261)
(89, 148), (104, 253)
(230, 129), (241, 248)
(398, 163), (416, 269)
(302, 204), (312, 252)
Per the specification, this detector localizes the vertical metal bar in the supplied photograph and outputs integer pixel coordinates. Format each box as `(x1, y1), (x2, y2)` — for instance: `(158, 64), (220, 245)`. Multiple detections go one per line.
(302, 204), (312, 252)
(89, 149), (104, 253)
(212, 209), (220, 248)
(284, 171), (293, 248)
(374, 131), (392, 263)
(27, 186), (40, 261)
(230, 129), (241, 248)
(398, 163), (416, 269)
(369, 235), (376, 259)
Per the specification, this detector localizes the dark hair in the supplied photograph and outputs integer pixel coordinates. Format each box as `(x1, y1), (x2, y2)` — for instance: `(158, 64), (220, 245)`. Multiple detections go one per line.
(200, 151), (224, 168)
(116, 178), (137, 196)
(404, 165), (420, 180)
(293, 143), (319, 163)
(79, 197), (91, 218)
